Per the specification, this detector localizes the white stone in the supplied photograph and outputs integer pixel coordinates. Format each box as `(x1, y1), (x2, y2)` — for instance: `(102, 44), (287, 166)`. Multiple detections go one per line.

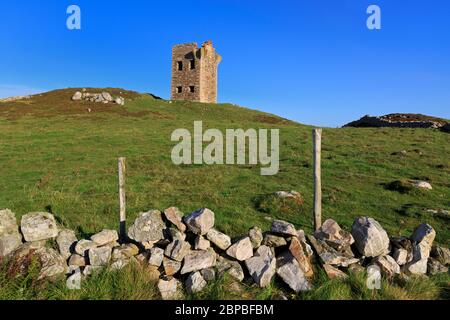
(274, 190), (301, 200)
(411, 180), (432, 190)
(35, 247), (68, 280)
(163, 207), (186, 232)
(351, 217), (390, 257)
(83, 265), (104, 276)
(72, 92), (82, 101)
(164, 240), (190, 262)
(206, 228), (231, 250)
(244, 245), (276, 287)
(90, 229), (118, 246)
(406, 224), (436, 274)
(181, 250), (216, 274)
(226, 237), (253, 261)
(56, 229), (78, 260)
(248, 226), (263, 249)
(0, 233), (22, 257)
(313, 219), (354, 251)
(374, 255), (400, 277)
(127, 210), (166, 243)
(20, 212), (59, 242)
(195, 236), (211, 251)
(158, 277), (182, 300)
(149, 247), (164, 267)
(186, 272), (207, 294)
(184, 208), (215, 235)
(0, 209), (19, 237)
(68, 254), (86, 267)
(115, 97), (125, 105)
(276, 252), (311, 292)
(163, 257), (182, 276)
(217, 255), (245, 281)
(111, 243), (139, 261)
(88, 246), (112, 266)
(75, 239), (97, 256)
(101, 92), (113, 102)
(271, 220), (298, 237)
(392, 248), (408, 266)
(66, 268), (82, 290)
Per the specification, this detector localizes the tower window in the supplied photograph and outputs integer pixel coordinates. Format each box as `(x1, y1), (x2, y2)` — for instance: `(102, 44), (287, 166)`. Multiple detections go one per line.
(190, 60), (195, 70)
(177, 61), (183, 71)
(176, 86), (182, 93)
(189, 86), (195, 93)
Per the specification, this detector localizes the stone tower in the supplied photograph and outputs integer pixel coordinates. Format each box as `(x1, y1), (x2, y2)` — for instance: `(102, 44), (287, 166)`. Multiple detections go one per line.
(171, 41), (222, 103)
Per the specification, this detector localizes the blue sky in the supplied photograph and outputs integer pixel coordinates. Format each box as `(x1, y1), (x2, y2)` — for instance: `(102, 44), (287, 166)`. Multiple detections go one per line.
(0, 0), (449, 127)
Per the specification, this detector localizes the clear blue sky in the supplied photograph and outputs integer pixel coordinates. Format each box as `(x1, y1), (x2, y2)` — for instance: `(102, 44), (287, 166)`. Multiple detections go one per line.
(1, 0), (449, 127)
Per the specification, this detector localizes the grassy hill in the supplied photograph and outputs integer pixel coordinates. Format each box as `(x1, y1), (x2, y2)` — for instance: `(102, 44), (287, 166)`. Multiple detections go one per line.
(0, 88), (449, 299)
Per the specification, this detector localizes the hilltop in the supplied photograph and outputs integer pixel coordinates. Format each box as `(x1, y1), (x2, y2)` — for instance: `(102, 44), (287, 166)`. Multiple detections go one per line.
(0, 88), (449, 299)
(0, 88), (448, 239)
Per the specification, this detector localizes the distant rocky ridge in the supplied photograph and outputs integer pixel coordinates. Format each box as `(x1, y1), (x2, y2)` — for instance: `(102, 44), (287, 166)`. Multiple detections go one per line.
(344, 114), (449, 132)
(0, 95), (32, 103)
(1, 204), (448, 300)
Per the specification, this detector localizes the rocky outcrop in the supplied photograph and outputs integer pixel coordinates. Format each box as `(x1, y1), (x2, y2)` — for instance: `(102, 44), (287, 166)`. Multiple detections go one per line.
(344, 113), (448, 129)
(0, 95), (31, 103)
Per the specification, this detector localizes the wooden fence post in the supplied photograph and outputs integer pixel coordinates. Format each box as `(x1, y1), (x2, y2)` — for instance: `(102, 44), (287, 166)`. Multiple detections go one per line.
(313, 129), (322, 231)
(118, 157), (126, 240)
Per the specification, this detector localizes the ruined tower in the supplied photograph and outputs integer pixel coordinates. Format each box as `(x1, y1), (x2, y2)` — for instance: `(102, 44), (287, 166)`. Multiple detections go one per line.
(171, 41), (222, 103)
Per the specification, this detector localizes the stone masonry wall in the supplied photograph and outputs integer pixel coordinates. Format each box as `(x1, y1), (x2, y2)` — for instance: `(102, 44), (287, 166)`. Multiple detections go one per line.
(171, 43), (201, 101)
(171, 41), (221, 103)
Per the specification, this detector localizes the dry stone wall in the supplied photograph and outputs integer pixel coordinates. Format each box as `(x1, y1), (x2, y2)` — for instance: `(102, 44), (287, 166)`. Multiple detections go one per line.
(0, 204), (448, 300)
(171, 41), (221, 103)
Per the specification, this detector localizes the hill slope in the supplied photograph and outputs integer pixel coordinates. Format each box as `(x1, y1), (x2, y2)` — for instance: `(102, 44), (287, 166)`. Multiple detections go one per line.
(0, 88), (449, 245)
(0, 88), (449, 300)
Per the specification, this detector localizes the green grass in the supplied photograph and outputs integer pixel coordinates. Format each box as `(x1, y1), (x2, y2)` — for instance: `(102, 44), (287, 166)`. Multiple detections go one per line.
(0, 88), (449, 300)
